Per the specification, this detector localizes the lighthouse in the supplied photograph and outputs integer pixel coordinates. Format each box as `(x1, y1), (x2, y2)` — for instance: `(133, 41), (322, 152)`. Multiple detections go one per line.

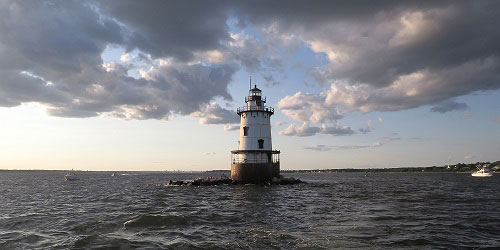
(231, 83), (280, 183)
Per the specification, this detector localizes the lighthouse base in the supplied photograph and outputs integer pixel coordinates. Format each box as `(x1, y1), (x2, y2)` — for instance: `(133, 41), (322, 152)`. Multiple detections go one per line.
(231, 162), (280, 183)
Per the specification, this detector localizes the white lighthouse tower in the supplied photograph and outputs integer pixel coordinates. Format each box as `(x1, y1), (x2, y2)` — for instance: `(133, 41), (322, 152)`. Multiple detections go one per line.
(231, 83), (280, 183)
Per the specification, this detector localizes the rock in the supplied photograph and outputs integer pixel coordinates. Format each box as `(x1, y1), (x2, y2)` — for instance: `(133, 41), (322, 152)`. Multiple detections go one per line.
(157, 175), (304, 187)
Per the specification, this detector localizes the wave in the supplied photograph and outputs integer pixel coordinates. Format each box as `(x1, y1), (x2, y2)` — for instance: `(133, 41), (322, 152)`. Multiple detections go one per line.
(123, 214), (190, 228)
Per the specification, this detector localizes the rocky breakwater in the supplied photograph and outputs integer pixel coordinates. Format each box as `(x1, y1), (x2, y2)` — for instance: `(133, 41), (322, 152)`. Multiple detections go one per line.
(148, 175), (304, 187)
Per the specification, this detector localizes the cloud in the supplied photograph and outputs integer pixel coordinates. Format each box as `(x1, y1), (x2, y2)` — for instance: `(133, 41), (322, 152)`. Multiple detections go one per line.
(280, 123), (355, 137)
(358, 127), (371, 134)
(320, 124), (355, 136)
(262, 74), (279, 86)
(278, 91), (343, 123)
(280, 123), (320, 137)
(1, 0), (499, 124)
(224, 124), (239, 131)
(303, 145), (332, 152)
(358, 119), (378, 134)
(97, 0), (231, 62)
(276, 91), (362, 137)
(304, 133), (403, 151)
(304, 141), (384, 151)
(334, 142), (384, 150)
(0, 0), (240, 121)
(275, 121), (288, 127)
(191, 102), (239, 125)
(287, 56), (498, 114)
(381, 136), (401, 142)
(322, 58), (499, 113)
(0, 1), (290, 122)
(120, 53), (132, 62)
(263, 1), (500, 113)
(430, 100), (468, 113)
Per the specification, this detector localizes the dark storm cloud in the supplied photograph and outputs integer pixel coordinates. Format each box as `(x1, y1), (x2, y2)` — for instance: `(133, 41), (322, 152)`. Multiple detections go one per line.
(0, 0), (236, 119)
(235, 0), (500, 85)
(249, 0), (500, 113)
(0, 1), (121, 75)
(1, 0), (499, 122)
(96, 0), (232, 61)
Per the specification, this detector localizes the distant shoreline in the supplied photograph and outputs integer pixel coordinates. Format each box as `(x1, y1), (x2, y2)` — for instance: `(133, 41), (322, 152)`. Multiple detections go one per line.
(282, 161), (500, 173)
(1, 161), (498, 173)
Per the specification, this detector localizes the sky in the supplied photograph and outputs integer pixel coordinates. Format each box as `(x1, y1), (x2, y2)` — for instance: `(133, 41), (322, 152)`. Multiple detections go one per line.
(0, 0), (499, 171)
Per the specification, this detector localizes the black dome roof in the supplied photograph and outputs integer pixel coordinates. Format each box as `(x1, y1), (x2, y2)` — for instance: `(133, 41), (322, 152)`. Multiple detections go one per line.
(250, 85), (261, 92)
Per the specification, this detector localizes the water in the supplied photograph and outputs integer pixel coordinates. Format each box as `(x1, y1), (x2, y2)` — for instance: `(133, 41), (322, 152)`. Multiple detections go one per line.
(1, 171), (499, 249)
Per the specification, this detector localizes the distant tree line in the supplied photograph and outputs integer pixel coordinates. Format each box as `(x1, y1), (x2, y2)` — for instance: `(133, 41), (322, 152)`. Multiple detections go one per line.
(282, 161), (500, 173)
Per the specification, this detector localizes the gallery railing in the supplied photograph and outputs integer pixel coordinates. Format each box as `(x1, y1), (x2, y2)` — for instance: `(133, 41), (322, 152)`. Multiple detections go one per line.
(236, 106), (274, 115)
(231, 150), (280, 164)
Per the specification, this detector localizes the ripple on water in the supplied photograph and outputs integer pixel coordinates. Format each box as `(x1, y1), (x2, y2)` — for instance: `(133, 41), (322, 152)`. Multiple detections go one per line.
(123, 214), (191, 228)
(1, 171), (500, 249)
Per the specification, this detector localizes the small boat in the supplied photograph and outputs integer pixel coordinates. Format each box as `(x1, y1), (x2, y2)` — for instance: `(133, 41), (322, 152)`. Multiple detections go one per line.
(65, 169), (79, 181)
(471, 165), (492, 177)
(111, 172), (117, 177)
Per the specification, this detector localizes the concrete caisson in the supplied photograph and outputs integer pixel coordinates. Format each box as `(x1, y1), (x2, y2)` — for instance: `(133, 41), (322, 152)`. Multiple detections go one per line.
(231, 163), (280, 183)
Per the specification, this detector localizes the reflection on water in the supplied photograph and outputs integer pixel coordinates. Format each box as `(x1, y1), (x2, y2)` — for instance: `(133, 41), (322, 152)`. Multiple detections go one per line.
(0, 171), (499, 249)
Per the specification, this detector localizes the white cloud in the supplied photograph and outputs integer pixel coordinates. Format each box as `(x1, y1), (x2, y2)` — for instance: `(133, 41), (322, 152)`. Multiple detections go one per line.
(278, 91), (343, 123)
(120, 53), (132, 62)
(389, 11), (441, 47)
(280, 123), (320, 137)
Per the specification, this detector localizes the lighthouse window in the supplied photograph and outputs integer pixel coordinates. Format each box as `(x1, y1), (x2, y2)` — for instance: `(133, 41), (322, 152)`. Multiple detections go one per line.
(258, 139), (264, 149)
(243, 126), (249, 136)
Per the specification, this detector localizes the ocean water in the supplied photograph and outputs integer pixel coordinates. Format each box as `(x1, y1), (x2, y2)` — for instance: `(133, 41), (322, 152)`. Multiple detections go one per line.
(0, 171), (499, 249)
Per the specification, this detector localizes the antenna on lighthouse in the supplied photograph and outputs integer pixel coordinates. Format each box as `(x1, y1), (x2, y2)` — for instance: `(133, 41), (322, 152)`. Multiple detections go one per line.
(249, 76), (252, 91)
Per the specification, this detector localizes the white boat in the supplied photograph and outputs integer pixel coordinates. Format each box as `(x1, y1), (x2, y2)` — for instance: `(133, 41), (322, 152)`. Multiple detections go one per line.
(65, 170), (79, 181)
(471, 165), (492, 177)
